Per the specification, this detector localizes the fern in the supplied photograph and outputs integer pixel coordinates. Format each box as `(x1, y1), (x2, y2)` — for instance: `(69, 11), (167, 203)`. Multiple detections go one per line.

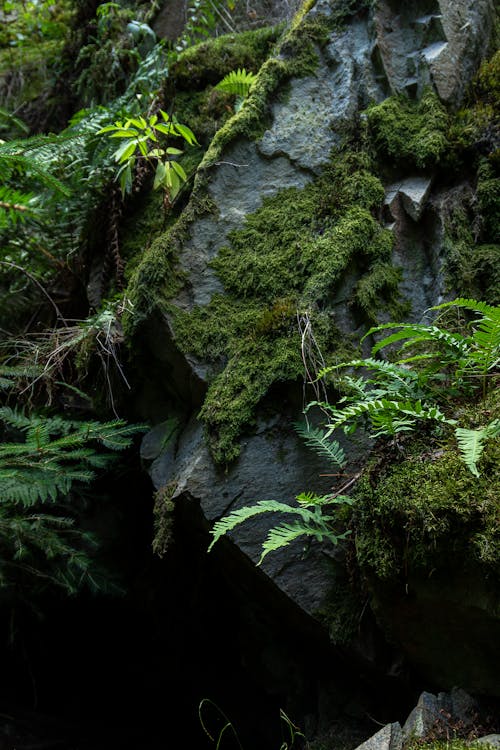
(215, 68), (258, 98)
(367, 323), (470, 358)
(208, 494), (352, 564)
(455, 420), (500, 477)
(324, 398), (454, 437)
(293, 422), (346, 467)
(311, 298), (500, 475)
(0, 411), (147, 595)
(0, 136), (73, 196)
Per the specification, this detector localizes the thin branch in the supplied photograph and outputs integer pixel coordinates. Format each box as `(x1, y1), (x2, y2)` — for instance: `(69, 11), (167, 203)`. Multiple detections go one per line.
(0, 261), (67, 326)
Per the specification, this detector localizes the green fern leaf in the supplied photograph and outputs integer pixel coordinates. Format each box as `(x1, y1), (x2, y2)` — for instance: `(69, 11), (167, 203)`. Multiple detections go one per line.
(294, 422), (346, 467)
(208, 500), (299, 552)
(455, 419), (500, 476)
(215, 68), (257, 98)
(431, 298), (500, 321)
(455, 427), (487, 477)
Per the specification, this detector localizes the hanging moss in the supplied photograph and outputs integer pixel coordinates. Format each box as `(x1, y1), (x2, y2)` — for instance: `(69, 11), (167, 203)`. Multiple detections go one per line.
(366, 88), (449, 170)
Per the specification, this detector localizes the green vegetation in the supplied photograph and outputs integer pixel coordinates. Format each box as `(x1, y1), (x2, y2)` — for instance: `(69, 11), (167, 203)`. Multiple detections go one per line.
(354, 426), (500, 580)
(208, 421), (352, 562)
(99, 110), (198, 198)
(210, 299), (500, 573)
(169, 26), (280, 90)
(0, 0), (73, 119)
(172, 151), (399, 463)
(366, 88), (449, 169)
(0, 408), (145, 596)
(215, 67), (258, 111)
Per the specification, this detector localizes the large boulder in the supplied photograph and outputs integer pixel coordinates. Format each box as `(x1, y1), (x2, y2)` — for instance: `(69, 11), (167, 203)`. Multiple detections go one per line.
(134, 0), (498, 694)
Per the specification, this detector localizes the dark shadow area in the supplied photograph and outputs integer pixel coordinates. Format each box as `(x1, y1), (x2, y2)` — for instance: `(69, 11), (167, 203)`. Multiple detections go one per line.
(0, 464), (417, 750)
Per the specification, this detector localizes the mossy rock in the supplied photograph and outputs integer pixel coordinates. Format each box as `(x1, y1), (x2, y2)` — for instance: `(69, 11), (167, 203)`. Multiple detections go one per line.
(366, 89), (449, 170)
(353, 427), (500, 582)
(350, 390), (500, 694)
(171, 151), (401, 463)
(169, 26), (282, 90)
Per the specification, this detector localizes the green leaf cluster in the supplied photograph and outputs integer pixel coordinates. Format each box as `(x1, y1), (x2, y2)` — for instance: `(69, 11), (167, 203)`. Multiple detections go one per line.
(215, 68), (257, 110)
(99, 110), (198, 198)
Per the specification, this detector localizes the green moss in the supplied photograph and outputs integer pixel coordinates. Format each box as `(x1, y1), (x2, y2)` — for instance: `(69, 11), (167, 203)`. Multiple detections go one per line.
(199, 336), (303, 463)
(407, 741), (498, 750)
(169, 26), (282, 90)
(353, 393), (500, 581)
(477, 159), (500, 243)
(474, 49), (500, 111)
(126, 9), (403, 464)
(328, 0), (375, 29)
(354, 261), (404, 321)
(202, 15), (332, 161)
(443, 159), (500, 304)
(172, 152), (399, 463)
(123, 179), (218, 334)
(366, 89), (449, 170)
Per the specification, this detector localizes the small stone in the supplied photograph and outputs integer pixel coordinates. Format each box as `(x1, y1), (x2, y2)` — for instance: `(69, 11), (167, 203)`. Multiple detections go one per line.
(399, 176), (433, 221)
(354, 723), (403, 750)
(402, 691), (444, 741)
(472, 736), (500, 748)
(384, 177), (432, 222)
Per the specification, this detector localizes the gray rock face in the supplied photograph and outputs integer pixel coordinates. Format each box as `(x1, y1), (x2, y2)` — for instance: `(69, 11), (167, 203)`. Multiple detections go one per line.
(373, 0), (496, 104)
(148, 411), (363, 615)
(259, 19), (386, 171)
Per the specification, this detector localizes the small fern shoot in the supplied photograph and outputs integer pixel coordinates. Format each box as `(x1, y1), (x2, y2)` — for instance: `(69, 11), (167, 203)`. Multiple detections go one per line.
(215, 68), (257, 111)
(215, 68), (257, 98)
(294, 422), (346, 467)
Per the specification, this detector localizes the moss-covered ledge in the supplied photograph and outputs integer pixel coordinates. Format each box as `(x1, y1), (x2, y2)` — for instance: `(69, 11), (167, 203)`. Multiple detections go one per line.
(346, 388), (500, 694)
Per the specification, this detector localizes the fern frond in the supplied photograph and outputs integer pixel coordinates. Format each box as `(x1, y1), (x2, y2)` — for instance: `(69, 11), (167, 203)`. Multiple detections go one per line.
(325, 398), (455, 436)
(0, 184), (35, 225)
(215, 68), (257, 98)
(208, 500), (299, 552)
(455, 419), (500, 477)
(455, 427), (487, 477)
(294, 422), (346, 467)
(259, 522), (319, 564)
(369, 325), (470, 357)
(260, 523), (351, 564)
(0, 407), (32, 430)
(431, 298), (500, 321)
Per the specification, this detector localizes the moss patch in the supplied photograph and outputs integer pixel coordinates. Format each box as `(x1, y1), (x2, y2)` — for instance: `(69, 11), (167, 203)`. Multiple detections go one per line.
(173, 151), (400, 463)
(366, 89), (449, 170)
(169, 26), (282, 91)
(353, 391), (500, 582)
